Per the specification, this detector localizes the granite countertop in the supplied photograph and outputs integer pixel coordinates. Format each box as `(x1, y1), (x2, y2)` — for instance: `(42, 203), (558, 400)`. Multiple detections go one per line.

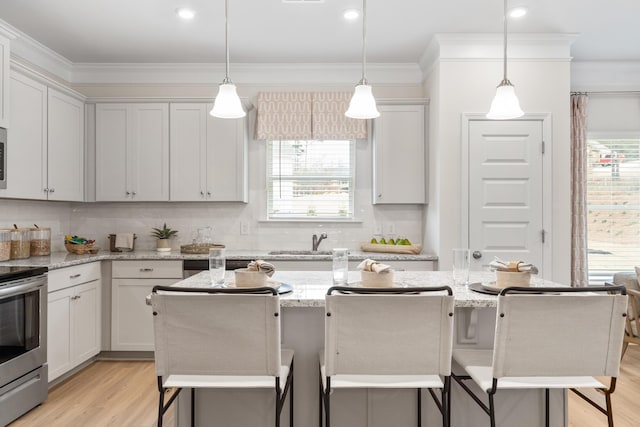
(163, 270), (562, 308)
(0, 250), (437, 270)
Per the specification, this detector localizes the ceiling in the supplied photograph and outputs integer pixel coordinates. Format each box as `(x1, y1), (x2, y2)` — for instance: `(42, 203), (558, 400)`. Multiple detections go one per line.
(0, 0), (638, 64)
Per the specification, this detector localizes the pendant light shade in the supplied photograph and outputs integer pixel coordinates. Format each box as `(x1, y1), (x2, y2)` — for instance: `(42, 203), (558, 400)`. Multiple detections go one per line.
(487, 0), (524, 120)
(210, 0), (245, 119)
(345, 0), (379, 119)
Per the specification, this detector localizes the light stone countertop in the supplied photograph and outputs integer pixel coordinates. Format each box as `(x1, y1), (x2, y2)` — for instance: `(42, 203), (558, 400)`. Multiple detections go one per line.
(0, 250), (437, 270)
(166, 270), (564, 308)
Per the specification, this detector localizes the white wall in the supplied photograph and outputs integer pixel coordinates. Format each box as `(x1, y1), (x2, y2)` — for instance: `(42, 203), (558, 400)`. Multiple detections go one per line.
(423, 35), (572, 283)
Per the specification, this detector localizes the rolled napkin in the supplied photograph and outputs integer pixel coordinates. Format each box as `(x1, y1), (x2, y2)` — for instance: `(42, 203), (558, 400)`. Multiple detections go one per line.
(489, 257), (538, 274)
(247, 259), (276, 277)
(357, 258), (391, 273)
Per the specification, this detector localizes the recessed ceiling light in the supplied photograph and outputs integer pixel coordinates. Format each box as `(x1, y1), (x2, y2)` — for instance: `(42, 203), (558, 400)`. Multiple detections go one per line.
(508, 7), (528, 18)
(176, 7), (196, 20)
(343, 9), (360, 20)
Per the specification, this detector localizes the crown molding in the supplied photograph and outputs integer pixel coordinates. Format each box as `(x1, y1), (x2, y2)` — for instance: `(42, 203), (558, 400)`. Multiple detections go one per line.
(571, 61), (640, 91)
(419, 33), (579, 81)
(71, 62), (423, 85)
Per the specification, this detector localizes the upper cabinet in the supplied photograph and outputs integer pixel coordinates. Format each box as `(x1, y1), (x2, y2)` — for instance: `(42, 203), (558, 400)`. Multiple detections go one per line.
(0, 72), (85, 201)
(47, 89), (85, 201)
(95, 103), (169, 201)
(372, 104), (426, 204)
(0, 34), (9, 128)
(169, 103), (248, 202)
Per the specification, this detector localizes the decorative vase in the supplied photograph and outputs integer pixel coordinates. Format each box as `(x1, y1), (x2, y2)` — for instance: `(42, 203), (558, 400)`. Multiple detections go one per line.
(156, 239), (171, 252)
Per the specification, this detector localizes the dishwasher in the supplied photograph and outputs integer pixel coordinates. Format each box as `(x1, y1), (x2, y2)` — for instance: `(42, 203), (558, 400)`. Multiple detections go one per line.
(182, 259), (253, 279)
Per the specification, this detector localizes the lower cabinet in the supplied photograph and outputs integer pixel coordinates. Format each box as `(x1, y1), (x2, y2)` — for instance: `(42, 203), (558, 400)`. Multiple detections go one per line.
(111, 260), (183, 351)
(47, 263), (101, 382)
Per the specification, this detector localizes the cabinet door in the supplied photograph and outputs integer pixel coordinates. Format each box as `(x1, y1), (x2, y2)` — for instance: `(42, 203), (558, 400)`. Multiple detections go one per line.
(96, 104), (129, 201)
(111, 277), (178, 351)
(47, 287), (73, 382)
(0, 34), (9, 128)
(206, 108), (248, 202)
(129, 104), (169, 201)
(47, 89), (84, 201)
(169, 103), (207, 201)
(373, 105), (426, 204)
(1, 72), (47, 200)
(72, 280), (101, 365)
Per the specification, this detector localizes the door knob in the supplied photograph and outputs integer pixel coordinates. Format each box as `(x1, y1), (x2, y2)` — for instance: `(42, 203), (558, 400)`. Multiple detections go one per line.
(472, 251), (482, 259)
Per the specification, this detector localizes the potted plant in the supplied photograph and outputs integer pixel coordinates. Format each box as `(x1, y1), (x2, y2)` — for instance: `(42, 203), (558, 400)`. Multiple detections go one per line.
(151, 223), (178, 252)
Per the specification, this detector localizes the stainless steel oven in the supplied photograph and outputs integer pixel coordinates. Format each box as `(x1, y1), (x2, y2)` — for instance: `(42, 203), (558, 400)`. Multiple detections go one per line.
(0, 127), (6, 189)
(0, 266), (48, 426)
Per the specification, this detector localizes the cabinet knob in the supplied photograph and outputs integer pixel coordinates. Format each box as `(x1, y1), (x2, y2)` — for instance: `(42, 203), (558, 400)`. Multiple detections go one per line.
(472, 251), (482, 260)
(377, 194), (382, 198)
(132, 191), (137, 196)
(200, 191), (205, 196)
(126, 191), (131, 196)
(207, 191), (211, 196)
(44, 188), (49, 193)
(49, 188), (55, 193)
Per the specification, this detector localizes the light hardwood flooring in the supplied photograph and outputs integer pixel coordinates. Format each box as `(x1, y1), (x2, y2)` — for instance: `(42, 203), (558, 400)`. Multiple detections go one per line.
(9, 345), (640, 426)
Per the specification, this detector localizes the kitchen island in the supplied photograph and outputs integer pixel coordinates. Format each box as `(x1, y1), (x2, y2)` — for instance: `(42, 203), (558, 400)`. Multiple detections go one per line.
(162, 270), (567, 427)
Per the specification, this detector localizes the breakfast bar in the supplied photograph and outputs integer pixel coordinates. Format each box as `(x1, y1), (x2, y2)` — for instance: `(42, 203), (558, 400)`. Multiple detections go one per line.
(163, 270), (567, 427)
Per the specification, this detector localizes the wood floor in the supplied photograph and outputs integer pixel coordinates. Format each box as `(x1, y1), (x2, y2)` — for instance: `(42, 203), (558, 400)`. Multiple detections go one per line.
(9, 345), (640, 426)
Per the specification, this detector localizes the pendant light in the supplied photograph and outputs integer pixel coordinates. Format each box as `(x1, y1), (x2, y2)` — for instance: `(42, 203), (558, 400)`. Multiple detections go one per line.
(486, 0), (524, 120)
(345, 0), (380, 119)
(210, 0), (245, 119)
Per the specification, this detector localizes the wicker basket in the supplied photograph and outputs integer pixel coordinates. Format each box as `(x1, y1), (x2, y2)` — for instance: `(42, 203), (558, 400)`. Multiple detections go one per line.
(65, 243), (98, 255)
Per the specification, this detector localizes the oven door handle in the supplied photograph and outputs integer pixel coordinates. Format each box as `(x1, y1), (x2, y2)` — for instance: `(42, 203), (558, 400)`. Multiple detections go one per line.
(0, 277), (46, 299)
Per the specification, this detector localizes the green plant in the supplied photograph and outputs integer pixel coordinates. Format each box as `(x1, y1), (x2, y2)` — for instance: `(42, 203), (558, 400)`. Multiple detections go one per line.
(151, 223), (178, 240)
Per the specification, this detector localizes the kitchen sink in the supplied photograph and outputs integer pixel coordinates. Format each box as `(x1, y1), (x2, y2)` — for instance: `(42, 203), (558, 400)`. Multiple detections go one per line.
(267, 250), (333, 255)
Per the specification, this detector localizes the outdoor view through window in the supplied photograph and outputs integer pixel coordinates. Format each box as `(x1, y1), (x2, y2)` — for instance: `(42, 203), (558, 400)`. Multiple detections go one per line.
(587, 138), (640, 283)
(267, 140), (355, 220)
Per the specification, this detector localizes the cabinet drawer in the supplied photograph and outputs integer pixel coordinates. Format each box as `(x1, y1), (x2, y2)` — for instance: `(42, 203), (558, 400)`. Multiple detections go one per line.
(112, 260), (182, 279)
(48, 262), (101, 293)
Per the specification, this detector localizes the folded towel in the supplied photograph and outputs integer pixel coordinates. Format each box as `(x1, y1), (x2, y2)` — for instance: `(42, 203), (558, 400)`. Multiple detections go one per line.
(115, 233), (135, 250)
(489, 257), (538, 274)
(247, 259), (276, 277)
(357, 258), (392, 274)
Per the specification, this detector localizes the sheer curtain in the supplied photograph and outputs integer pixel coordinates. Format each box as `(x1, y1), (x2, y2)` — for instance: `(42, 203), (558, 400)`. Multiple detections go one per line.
(571, 94), (589, 287)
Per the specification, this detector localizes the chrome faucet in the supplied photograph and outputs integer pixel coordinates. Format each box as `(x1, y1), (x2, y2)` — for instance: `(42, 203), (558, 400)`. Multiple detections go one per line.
(312, 233), (328, 251)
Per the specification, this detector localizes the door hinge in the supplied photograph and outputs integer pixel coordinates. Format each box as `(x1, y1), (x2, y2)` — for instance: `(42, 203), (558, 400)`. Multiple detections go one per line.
(541, 229), (546, 243)
(541, 140), (545, 154)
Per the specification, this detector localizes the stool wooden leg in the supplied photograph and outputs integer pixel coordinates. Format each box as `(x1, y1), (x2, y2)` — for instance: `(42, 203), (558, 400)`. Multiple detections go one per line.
(417, 388), (422, 427)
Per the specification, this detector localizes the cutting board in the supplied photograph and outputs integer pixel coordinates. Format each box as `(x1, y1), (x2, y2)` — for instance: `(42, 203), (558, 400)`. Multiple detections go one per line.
(360, 243), (422, 254)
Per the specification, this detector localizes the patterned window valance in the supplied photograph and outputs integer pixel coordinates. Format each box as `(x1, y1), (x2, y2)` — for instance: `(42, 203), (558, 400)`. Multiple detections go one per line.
(255, 92), (368, 140)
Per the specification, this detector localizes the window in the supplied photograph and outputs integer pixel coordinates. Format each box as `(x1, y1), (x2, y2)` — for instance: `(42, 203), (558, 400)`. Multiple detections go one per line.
(267, 140), (355, 220)
(587, 137), (640, 283)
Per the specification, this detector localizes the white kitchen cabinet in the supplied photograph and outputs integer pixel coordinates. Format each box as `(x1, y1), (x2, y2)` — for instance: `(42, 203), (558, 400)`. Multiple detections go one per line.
(95, 103), (169, 201)
(169, 103), (248, 202)
(47, 262), (101, 382)
(47, 88), (84, 201)
(111, 260), (182, 351)
(0, 72), (84, 201)
(0, 34), (9, 128)
(372, 104), (426, 204)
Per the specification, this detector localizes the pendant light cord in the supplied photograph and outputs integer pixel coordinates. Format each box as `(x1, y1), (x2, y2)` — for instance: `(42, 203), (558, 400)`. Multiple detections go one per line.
(360, 0), (367, 85)
(223, 0), (231, 84)
(501, 0), (509, 85)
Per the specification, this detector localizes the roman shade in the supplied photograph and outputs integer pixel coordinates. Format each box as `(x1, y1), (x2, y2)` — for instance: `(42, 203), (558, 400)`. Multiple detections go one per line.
(255, 92), (368, 140)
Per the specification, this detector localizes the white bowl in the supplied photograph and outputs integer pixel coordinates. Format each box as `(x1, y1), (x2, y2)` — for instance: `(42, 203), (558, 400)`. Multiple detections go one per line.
(360, 270), (395, 287)
(234, 268), (268, 287)
(495, 271), (531, 288)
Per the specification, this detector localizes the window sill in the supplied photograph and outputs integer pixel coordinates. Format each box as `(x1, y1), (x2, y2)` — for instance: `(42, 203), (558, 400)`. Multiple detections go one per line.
(259, 218), (363, 224)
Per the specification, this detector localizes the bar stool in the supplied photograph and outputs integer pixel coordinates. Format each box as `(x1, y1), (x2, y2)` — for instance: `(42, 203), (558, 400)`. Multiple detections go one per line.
(151, 285), (294, 427)
(452, 286), (627, 427)
(319, 286), (455, 427)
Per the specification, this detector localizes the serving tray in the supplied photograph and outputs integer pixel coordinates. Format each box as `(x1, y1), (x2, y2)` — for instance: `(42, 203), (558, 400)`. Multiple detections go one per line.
(360, 243), (422, 254)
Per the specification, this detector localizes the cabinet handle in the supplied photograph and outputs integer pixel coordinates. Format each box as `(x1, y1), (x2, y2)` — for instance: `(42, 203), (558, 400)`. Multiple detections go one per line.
(200, 191), (205, 196)
(126, 191), (131, 196)
(44, 188), (49, 193)
(71, 295), (79, 300)
(70, 273), (82, 279)
(377, 194), (382, 198)
(49, 188), (55, 193)
(132, 191), (137, 197)
(207, 191), (211, 196)
(140, 268), (154, 272)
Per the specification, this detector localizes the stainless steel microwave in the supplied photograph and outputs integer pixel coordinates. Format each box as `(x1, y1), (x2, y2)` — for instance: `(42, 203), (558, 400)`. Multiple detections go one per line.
(0, 127), (6, 189)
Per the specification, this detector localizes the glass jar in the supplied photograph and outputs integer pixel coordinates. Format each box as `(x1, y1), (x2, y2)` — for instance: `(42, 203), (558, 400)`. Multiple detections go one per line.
(0, 229), (10, 261)
(10, 228), (31, 259)
(31, 227), (51, 256)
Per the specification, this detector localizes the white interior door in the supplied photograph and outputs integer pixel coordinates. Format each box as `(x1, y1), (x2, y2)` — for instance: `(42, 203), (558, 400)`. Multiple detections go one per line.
(468, 120), (545, 273)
